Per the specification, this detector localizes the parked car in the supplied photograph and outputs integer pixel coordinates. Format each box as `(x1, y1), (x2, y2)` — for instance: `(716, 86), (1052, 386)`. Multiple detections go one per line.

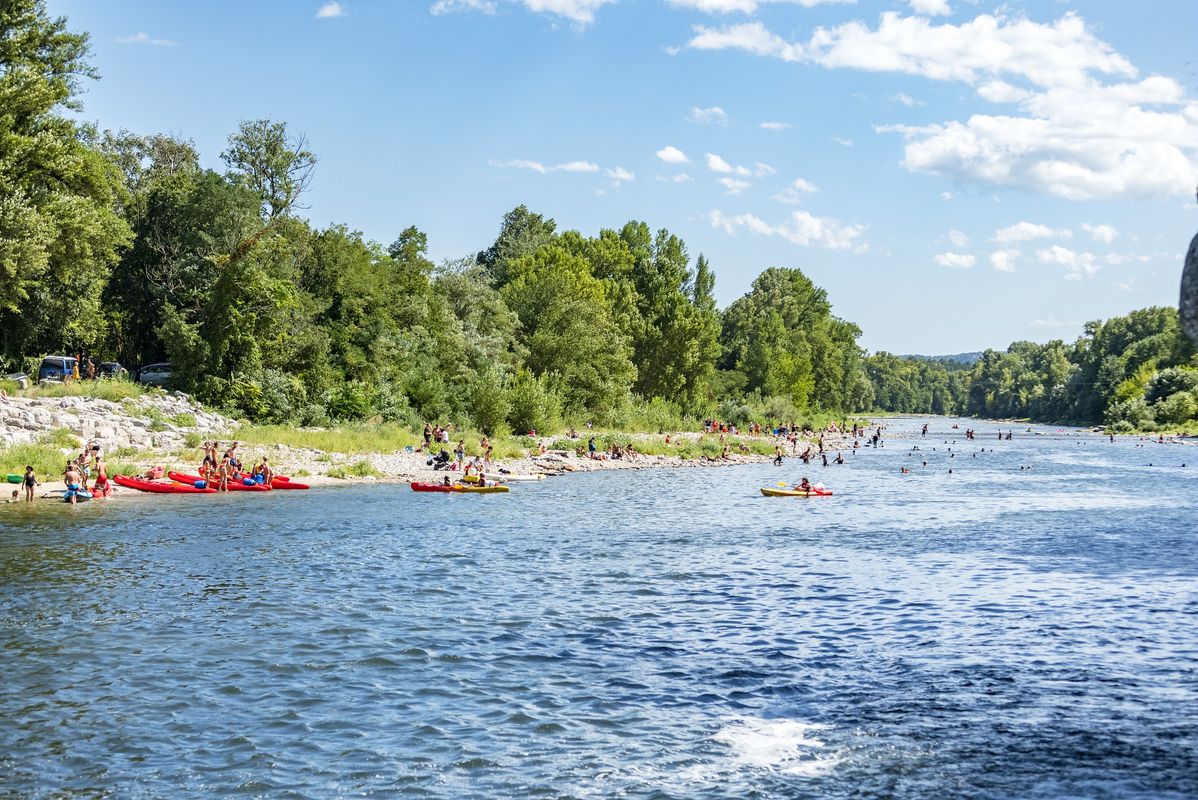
(37, 355), (77, 384)
(137, 362), (173, 387)
(98, 361), (127, 379)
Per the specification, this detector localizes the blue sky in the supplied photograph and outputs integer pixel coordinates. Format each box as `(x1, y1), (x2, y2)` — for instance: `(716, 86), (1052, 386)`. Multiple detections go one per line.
(50, 0), (1198, 354)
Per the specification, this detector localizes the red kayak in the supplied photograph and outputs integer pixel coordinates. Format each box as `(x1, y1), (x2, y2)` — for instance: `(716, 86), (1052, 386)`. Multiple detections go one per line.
(113, 475), (216, 494)
(168, 471), (272, 492)
(411, 482), (455, 493)
(270, 477), (309, 490)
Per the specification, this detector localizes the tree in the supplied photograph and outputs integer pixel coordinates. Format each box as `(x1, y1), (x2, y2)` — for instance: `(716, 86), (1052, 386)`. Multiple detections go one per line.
(477, 205), (557, 286)
(221, 118), (317, 220)
(0, 0), (131, 363)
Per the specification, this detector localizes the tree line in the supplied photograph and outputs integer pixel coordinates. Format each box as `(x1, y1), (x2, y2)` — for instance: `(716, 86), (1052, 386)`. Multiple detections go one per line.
(866, 306), (1198, 430)
(3, 1), (1193, 433)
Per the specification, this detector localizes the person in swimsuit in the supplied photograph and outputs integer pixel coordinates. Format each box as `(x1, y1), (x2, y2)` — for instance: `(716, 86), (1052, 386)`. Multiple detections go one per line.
(796, 477), (813, 493)
(23, 466), (37, 502)
(92, 457), (109, 497)
(63, 462), (82, 505)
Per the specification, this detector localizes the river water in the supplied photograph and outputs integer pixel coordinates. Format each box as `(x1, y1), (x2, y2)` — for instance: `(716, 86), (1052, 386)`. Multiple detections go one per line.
(1, 418), (1195, 798)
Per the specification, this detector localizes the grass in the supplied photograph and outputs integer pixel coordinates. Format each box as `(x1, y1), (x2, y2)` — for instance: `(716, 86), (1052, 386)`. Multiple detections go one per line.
(171, 412), (197, 428)
(0, 379), (151, 403)
(39, 428), (82, 449)
(326, 460), (381, 479)
(233, 423), (422, 454)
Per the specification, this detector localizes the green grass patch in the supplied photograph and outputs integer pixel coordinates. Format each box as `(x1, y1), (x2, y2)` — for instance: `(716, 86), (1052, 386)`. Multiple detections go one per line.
(171, 412), (197, 428)
(0, 444), (75, 480)
(233, 423), (421, 454)
(11, 380), (150, 403)
(182, 432), (203, 448)
(39, 428), (82, 449)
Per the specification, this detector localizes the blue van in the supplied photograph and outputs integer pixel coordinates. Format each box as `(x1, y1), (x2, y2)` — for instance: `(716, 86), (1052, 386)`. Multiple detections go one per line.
(37, 355), (77, 384)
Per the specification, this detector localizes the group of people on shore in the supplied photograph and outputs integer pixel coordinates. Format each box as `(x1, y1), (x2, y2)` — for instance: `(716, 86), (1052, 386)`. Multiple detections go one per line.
(196, 441), (274, 491)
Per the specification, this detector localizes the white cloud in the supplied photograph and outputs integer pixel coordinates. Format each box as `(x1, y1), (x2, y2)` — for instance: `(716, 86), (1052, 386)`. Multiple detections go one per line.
(933, 252), (975, 268)
(667, 0), (854, 13)
(1103, 252), (1150, 265)
(1036, 245), (1100, 279)
(316, 2), (347, 17)
(656, 173), (694, 183)
(892, 92), (920, 107)
(947, 228), (969, 247)
(431, 0), (498, 14)
(705, 152), (751, 176)
(1116, 278), (1136, 291)
(605, 166), (635, 186)
(116, 32), (178, 46)
(753, 161), (776, 176)
(688, 106), (729, 125)
(1081, 223), (1118, 243)
(709, 209), (865, 250)
(992, 221), (1071, 243)
(656, 145), (690, 164)
(490, 158), (600, 173)
(759, 121), (791, 130)
(688, 12), (1198, 200)
(431, 0), (612, 24)
(940, 191), (953, 200)
(908, 0), (950, 16)
(831, 136), (854, 147)
(772, 177), (818, 204)
(719, 177), (752, 194)
(989, 249), (1020, 272)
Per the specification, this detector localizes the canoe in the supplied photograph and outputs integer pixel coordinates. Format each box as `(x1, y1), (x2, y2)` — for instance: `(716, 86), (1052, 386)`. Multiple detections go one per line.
(411, 482), (510, 494)
(760, 486), (834, 497)
(113, 475), (217, 494)
(270, 478), (309, 490)
(461, 473), (544, 484)
(168, 471), (272, 491)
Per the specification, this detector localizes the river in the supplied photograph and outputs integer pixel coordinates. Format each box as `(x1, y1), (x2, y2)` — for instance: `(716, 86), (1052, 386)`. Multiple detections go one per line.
(1, 418), (1195, 798)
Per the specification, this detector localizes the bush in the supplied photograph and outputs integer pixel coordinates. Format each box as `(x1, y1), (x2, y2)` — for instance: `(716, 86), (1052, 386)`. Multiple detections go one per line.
(325, 382), (373, 421)
(506, 369), (561, 435)
(1104, 397), (1152, 428)
(466, 368), (510, 436)
(39, 428), (82, 449)
(1154, 391), (1198, 425)
(1145, 367), (1198, 405)
(172, 412), (197, 428)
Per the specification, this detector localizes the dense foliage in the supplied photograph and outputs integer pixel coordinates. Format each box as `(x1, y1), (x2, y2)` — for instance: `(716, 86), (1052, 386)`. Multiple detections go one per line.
(867, 307), (1198, 430)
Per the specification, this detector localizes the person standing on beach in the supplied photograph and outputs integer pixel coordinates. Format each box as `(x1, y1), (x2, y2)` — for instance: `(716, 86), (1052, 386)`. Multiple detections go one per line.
(23, 466), (37, 502)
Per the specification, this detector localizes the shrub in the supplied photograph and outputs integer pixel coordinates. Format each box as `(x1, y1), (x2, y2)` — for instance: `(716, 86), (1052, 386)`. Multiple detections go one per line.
(172, 413), (197, 428)
(467, 368), (510, 436)
(325, 382), (372, 421)
(39, 428), (81, 449)
(1104, 397), (1152, 428)
(1145, 367), (1198, 405)
(1153, 391), (1198, 425)
(506, 369), (562, 435)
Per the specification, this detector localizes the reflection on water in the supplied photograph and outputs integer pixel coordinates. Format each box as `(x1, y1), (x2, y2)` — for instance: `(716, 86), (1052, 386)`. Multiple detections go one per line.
(1, 417), (1196, 798)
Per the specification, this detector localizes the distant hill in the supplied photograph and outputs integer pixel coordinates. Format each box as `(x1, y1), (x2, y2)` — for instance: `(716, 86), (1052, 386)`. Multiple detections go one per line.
(903, 351), (984, 365)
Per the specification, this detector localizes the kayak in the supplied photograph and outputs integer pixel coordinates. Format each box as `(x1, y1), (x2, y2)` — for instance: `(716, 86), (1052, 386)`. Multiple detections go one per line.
(6, 474), (21, 484)
(760, 486), (834, 497)
(113, 475), (216, 494)
(62, 487), (91, 503)
(168, 471), (272, 492)
(410, 482), (510, 494)
(270, 477), (309, 490)
(461, 473), (544, 484)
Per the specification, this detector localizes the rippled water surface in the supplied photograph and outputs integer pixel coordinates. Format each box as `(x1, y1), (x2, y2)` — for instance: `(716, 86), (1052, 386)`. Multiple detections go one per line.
(2, 418), (1196, 798)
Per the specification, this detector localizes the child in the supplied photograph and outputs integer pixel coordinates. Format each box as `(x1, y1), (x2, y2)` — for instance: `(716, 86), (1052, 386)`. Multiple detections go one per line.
(7, 490), (18, 503)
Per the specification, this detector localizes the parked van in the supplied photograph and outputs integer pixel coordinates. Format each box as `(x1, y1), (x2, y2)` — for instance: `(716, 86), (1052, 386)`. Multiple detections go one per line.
(37, 355), (77, 384)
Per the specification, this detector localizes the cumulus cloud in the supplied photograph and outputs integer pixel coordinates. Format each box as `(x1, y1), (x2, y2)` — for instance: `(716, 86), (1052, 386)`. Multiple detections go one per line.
(656, 173), (694, 183)
(316, 1), (347, 17)
(667, 0), (854, 13)
(892, 92), (920, 107)
(1081, 223), (1118, 243)
(709, 209), (866, 250)
(992, 221), (1071, 243)
(656, 145), (690, 164)
(989, 249), (1020, 272)
(934, 252), (975, 268)
(946, 229), (969, 247)
(909, 0), (950, 16)
(1036, 245), (1099, 279)
(759, 121), (791, 130)
(772, 177), (818, 204)
(719, 177), (752, 194)
(605, 166), (635, 186)
(688, 106), (729, 124)
(431, 0), (612, 24)
(116, 32), (178, 46)
(831, 136), (854, 147)
(688, 12), (1198, 200)
(490, 158), (600, 173)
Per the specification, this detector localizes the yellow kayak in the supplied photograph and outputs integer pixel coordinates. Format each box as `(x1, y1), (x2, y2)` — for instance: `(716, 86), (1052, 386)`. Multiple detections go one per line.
(760, 487), (833, 497)
(455, 484), (509, 493)
(462, 473), (543, 484)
